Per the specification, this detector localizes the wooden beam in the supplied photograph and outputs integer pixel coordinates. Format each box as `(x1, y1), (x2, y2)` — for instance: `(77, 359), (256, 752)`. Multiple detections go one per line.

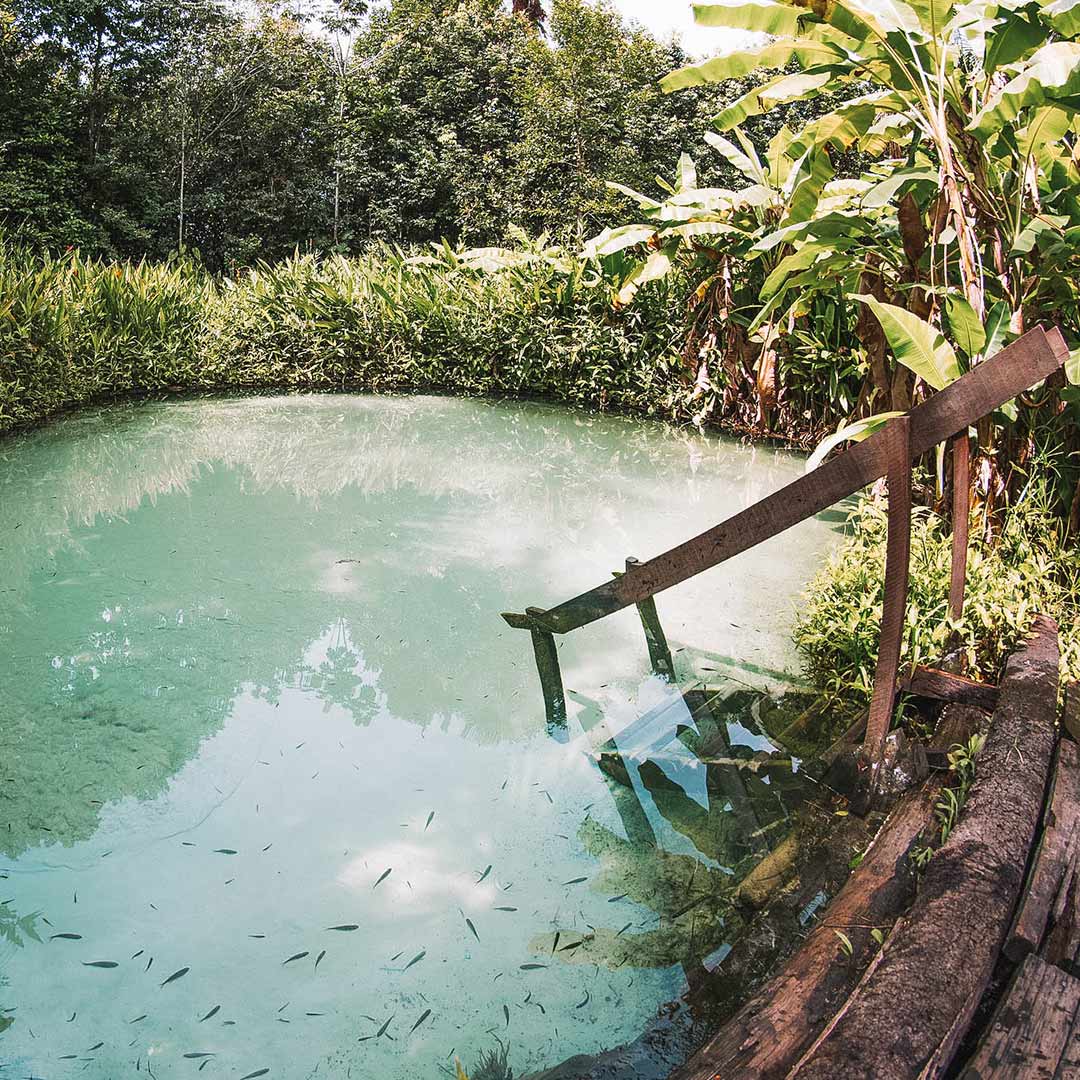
(902, 665), (999, 712)
(626, 556), (675, 679)
(948, 431), (971, 623)
(1005, 736), (1080, 963)
(504, 326), (1066, 636)
(527, 607), (566, 730)
(863, 417), (912, 772)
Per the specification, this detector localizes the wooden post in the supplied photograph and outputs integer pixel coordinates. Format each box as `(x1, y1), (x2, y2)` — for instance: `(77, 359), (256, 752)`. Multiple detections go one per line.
(626, 556), (675, 679)
(527, 606), (566, 730)
(863, 416), (912, 775)
(948, 430), (970, 623)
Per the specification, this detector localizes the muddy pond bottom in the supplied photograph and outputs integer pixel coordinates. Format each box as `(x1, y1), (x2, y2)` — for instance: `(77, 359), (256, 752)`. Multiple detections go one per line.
(0, 396), (840, 1079)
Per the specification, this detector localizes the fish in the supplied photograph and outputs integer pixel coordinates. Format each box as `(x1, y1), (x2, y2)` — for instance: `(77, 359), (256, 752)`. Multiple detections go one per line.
(503, 1005), (510, 1027)
(425, 812), (435, 831)
(184, 1053), (216, 1059)
(551, 932), (560, 955)
(519, 963), (547, 970)
(377, 1014), (394, 1037)
(50, 933), (82, 940)
(327, 925), (359, 931)
(199, 1006), (221, 1022)
(476, 865), (492, 884)
(213, 849), (237, 855)
(409, 1009), (432, 1035)
(129, 1015), (147, 1024)
(562, 877), (587, 886)
(314, 950), (326, 972)
(494, 906), (517, 912)
(87, 1042), (104, 1051)
(608, 894), (628, 903)
(373, 868), (392, 889)
(403, 950), (425, 972)
(239, 1071), (270, 1079)
(575, 991), (591, 1009)
(283, 952), (309, 965)
(616, 923), (632, 937)
(83, 961), (118, 968)
(145, 957), (154, 971)
(67, 1012), (76, 1022)
(161, 967), (190, 986)
(465, 918), (479, 941)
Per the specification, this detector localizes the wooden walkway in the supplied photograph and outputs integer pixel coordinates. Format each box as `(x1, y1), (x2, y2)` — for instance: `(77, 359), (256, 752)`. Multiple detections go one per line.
(673, 616), (1080, 1080)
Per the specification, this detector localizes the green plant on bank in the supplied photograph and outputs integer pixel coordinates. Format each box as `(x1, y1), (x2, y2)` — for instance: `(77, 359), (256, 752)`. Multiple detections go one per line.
(911, 733), (987, 869)
(590, 0), (1080, 517)
(793, 475), (1080, 704)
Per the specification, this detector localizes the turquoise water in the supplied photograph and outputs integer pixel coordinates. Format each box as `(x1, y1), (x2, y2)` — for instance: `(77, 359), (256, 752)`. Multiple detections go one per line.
(0, 396), (837, 1078)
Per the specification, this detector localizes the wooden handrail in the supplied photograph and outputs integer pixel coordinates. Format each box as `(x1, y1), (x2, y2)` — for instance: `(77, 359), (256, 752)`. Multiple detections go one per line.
(504, 325), (1068, 636)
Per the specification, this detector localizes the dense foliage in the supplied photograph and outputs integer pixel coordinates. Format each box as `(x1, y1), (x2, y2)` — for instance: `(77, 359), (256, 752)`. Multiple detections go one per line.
(795, 482), (1080, 697)
(0, 240), (703, 433)
(0, 0), (735, 267)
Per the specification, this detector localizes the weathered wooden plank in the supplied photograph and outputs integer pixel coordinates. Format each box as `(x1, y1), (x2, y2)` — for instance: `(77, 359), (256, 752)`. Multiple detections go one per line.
(1005, 738), (1080, 963)
(790, 616), (1061, 1080)
(959, 954), (1080, 1079)
(903, 665), (1000, 712)
(504, 326), (1065, 636)
(949, 432), (971, 622)
(528, 607), (566, 729)
(864, 417), (912, 772)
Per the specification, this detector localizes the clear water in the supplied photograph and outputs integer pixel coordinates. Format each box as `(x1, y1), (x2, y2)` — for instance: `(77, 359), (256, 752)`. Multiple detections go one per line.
(0, 396), (838, 1079)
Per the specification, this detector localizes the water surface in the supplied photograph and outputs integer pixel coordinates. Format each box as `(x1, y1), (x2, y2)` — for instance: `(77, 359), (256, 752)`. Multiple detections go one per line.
(0, 396), (837, 1078)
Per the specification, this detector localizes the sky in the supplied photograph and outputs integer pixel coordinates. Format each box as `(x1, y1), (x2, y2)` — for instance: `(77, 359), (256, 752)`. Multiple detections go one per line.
(607, 1), (753, 55)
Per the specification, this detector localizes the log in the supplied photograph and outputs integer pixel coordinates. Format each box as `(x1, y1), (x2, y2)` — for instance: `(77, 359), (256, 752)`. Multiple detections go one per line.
(790, 616), (1061, 1080)
(1064, 682), (1080, 745)
(958, 953), (1080, 1078)
(1005, 738), (1080, 963)
(671, 779), (941, 1080)
(904, 665), (999, 713)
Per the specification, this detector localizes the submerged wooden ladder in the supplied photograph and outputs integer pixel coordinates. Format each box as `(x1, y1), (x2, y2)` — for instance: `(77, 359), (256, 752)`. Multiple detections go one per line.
(503, 325), (1069, 797)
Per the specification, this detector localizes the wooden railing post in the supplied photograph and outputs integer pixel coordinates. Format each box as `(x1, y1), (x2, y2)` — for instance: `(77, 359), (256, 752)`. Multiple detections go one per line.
(948, 430), (971, 623)
(625, 556), (675, 679)
(863, 416), (913, 778)
(527, 606), (567, 730)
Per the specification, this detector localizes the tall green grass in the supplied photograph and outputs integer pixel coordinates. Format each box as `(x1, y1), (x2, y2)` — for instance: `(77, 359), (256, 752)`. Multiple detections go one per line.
(0, 241), (699, 434)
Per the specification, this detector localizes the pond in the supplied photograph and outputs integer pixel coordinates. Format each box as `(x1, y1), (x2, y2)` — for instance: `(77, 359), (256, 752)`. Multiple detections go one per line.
(0, 395), (838, 1079)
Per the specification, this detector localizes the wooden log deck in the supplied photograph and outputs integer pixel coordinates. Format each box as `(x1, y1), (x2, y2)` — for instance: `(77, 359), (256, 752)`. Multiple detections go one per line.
(671, 617), (1080, 1080)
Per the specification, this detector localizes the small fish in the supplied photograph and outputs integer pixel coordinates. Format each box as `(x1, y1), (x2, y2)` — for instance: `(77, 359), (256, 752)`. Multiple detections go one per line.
(131, 950), (144, 959)
(67, 1012), (76, 1022)
(465, 918), (479, 941)
(409, 1009), (432, 1035)
(283, 952), (309, 965)
(519, 963), (547, 970)
(184, 1053), (216, 1059)
(239, 1071), (270, 1079)
(425, 812), (435, 831)
(377, 1014), (394, 1037)
(161, 967), (190, 987)
(327, 924), (359, 932)
(389, 951), (403, 961)
(145, 956), (154, 971)
(199, 1006), (220, 1022)
(494, 906), (517, 912)
(87, 1041), (104, 1051)
(503, 1004), (510, 1027)
(314, 950), (326, 971)
(476, 865), (492, 884)
(213, 849), (237, 855)
(403, 950), (425, 971)
(575, 990), (591, 1009)
(551, 932), (560, 955)
(50, 933), (82, 940)
(608, 894), (628, 903)
(562, 877), (587, 886)
(83, 961), (118, 969)
(616, 923), (632, 937)
(129, 1015), (148, 1024)
(373, 868), (392, 890)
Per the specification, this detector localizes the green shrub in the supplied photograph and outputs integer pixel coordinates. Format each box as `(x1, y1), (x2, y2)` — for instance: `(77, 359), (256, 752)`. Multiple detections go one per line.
(794, 485), (1080, 705)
